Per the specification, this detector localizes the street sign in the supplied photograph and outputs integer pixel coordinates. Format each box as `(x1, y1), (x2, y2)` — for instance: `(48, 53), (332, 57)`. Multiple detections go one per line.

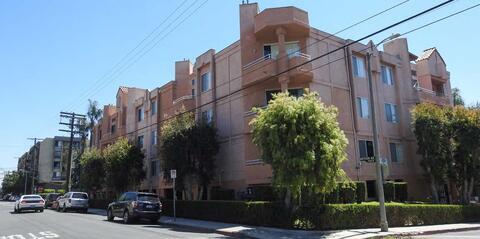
(170, 169), (177, 179)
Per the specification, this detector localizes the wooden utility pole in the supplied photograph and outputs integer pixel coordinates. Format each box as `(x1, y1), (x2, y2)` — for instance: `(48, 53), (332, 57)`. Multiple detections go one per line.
(27, 137), (43, 194)
(59, 112), (86, 192)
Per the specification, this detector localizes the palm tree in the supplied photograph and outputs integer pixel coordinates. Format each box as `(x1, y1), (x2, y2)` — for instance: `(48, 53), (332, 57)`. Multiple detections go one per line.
(86, 99), (103, 148)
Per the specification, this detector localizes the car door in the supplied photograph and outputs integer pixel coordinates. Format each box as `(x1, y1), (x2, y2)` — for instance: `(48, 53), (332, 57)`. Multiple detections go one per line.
(113, 193), (126, 217)
(123, 193), (136, 213)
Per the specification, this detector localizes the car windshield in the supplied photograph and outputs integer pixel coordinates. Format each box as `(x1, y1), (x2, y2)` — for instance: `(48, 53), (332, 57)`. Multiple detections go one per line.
(48, 194), (59, 200)
(72, 193), (88, 199)
(137, 194), (159, 202)
(23, 196), (42, 200)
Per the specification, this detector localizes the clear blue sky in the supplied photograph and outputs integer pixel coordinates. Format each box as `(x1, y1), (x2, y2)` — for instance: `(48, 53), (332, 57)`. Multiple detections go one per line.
(1, 0), (479, 174)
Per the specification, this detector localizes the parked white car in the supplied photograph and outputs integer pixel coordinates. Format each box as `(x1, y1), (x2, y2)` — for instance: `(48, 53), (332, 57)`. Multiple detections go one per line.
(14, 195), (45, 213)
(57, 192), (89, 213)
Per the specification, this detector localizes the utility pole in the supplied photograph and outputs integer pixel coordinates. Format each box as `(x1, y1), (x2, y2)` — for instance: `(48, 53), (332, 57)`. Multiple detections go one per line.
(27, 137), (43, 194)
(59, 112), (86, 192)
(366, 40), (389, 232)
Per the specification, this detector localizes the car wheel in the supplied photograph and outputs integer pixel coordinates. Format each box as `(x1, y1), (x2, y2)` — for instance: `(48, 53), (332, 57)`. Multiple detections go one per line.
(14, 206), (17, 213)
(35, 210), (38, 212)
(83, 208), (88, 214)
(107, 209), (114, 221)
(18, 208), (22, 213)
(123, 210), (131, 224)
(40, 209), (44, 213)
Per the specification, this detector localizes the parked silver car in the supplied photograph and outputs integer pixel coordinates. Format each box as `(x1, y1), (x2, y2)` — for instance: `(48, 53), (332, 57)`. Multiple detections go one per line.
(57, 192), (89, 213)
(14, 195), (45, 213)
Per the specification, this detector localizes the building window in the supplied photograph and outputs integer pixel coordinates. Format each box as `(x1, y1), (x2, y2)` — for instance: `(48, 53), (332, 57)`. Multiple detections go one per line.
(151, 130), (157, 145)
(150, 160), (159, 177)
(384, 103), (398, 123)
(55, 141), (62, 147)
(53, 161), (60, 169)
(263, 42), (299, 59)
(151, 100), (157, 115)
(359, 140), (374, 159)
(201, 72), (211, 92)
(137, 135), (144, 149)
(192, 79), (195, 85)
(201, 109), (213, 124)
(356, 97), (369, 118)
(192, 89), (195, 96)
(381, 65), (394, 85)
(137, 107), (144, 122)
(111, 119), (116, 134)
(266, 89), (303, 104)
(390, 143), (403, 163)
(352, 55), (366, 78)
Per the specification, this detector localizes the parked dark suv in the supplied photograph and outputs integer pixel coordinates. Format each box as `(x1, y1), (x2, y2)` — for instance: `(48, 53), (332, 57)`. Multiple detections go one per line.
(107, 192), (162, 224)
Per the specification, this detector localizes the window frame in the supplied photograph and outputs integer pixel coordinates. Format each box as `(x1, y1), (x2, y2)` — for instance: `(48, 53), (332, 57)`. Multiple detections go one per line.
(381, 64), (394, 86)
(137, 107), (144, 122)
(356, 97), (370, 119)
(359, 140), (374, 159)
(151, 99), (157, 115)
(201, 72), (211, 92)
(384, 103), (398, 123)
(389, 142), (403, 163)
(137, 135), (144, 149)
(352, 55), (366, 78)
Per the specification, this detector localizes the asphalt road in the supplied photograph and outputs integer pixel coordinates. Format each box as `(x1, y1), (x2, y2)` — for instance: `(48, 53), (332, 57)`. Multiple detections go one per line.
(0, 201), (241, 239)
(416, 230), (480, 238)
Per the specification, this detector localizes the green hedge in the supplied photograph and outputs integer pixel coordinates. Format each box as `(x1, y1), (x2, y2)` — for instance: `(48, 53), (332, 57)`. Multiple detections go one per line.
(163, 200), (480, 230)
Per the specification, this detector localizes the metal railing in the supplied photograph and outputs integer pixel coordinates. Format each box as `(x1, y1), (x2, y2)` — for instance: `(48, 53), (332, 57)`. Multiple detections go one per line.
(243, 54), (272, 70)
(173, 95), (194, 104)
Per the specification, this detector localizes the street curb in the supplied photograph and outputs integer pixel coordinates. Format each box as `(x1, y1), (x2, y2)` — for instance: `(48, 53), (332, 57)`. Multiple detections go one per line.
(159, 219), (257, 239)
(372, 225), (480, 238)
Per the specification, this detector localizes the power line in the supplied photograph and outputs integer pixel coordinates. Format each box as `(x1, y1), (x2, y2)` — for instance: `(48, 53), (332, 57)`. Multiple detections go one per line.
(67, 0), (414, 132)
(60, 0), (192, 112)
(64, 0), (208, 113)
(95, 0), (469, 143)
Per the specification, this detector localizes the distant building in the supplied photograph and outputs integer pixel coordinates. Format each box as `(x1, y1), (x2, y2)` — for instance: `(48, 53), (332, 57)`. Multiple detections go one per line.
(17, 136), (82, 192)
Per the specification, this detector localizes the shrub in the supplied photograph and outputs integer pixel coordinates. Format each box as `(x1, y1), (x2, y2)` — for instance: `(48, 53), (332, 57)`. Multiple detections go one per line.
(384, 182), (395, 202)
(210, 187), (235, 200)
(355, 181), (366, 203)
(163, 200), (480, 230)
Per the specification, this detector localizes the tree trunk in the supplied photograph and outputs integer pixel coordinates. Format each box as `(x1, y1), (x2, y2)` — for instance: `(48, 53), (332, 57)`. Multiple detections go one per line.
(429, 173), (439, 203)
(284, 188), (292, 209)
(468, 177), (475, 203)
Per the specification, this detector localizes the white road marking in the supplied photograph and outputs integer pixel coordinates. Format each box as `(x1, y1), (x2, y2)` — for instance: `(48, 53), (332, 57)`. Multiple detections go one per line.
(0, 231), (59, 239)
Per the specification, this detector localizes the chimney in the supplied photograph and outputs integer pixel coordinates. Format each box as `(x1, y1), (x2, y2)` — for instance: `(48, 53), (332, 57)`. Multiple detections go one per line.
(239, 2), (259, 66)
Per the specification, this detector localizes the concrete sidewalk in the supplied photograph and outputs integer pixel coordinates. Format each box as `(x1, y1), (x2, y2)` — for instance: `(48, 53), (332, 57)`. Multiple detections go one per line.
(88, 208), (480, 238)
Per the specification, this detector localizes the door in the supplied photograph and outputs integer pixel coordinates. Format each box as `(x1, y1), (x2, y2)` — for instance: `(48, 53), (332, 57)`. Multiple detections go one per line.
(113, 193), (126, 217)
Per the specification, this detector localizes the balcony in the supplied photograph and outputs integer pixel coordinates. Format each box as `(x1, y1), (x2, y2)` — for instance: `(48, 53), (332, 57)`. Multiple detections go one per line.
(288, 52), (313, 81)
(254, 7), (310, 42)
(417, 87), (450, 105)
(242, 54), (277, 86)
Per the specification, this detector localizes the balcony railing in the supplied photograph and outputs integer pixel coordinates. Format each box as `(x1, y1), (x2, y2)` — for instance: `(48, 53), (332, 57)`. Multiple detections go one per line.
(173, 95), (194, 104)
(243, 54), (272, 70)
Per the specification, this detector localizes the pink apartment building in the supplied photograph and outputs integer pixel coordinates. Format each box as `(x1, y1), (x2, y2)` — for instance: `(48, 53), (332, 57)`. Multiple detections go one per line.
(93, 3), (452, 200)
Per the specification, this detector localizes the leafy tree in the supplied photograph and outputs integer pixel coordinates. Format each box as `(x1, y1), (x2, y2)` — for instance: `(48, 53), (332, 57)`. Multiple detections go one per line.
(86, 99), (103, 148)
(411, 103), (450, 203)
(79, 149), (105, 194)
(250, 91), (348, 208)
(160, 111), (219, 200)
(104, 138), (146, 195)
(189, 123), (219, 199)
(451, 106), (480, 204)
(1, 171), (30, 195)
(452, 87), (465, 106)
